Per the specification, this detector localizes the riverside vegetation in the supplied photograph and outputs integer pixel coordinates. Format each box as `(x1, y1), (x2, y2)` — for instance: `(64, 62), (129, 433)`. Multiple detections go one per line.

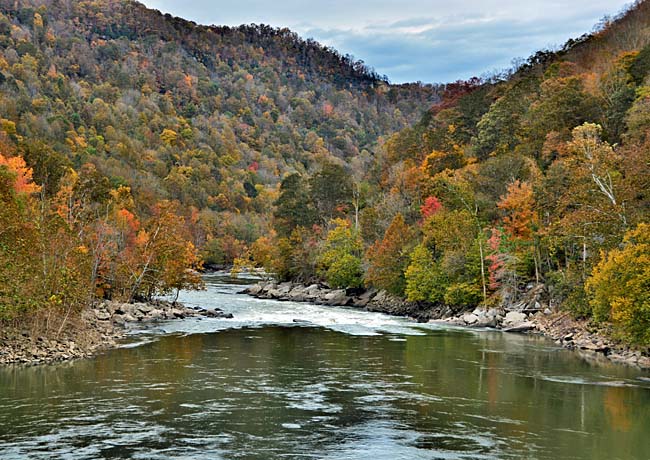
(0, 0), (649, 363)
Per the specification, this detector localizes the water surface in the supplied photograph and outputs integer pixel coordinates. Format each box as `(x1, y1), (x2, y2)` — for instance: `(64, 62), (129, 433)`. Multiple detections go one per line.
(1, 274), (649, 459)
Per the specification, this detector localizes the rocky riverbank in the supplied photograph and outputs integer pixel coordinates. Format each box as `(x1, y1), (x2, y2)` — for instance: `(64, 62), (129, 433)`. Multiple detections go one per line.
(243, 281), (650, 369)
(0, 300), (233, 366)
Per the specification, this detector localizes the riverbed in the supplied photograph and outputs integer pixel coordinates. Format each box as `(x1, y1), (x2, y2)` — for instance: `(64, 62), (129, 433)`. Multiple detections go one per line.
(1, 273), (649, 459)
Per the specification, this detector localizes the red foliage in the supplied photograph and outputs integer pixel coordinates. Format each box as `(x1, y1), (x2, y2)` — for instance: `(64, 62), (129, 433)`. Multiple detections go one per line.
(430, 77), (483, 114)
(486, 228), (505, 290)
(420, 196), (443, 219)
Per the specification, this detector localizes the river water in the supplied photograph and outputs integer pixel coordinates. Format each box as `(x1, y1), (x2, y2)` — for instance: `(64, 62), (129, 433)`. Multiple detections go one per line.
(1, 273), (649, 459)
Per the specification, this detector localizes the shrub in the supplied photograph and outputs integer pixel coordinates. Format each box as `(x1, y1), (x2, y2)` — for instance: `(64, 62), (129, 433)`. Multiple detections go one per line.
(586, 224), (650, 346)
(444, 282), (483, 308)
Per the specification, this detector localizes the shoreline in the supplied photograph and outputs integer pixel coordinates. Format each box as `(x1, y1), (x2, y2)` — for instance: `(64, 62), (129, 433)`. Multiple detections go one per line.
(243, 280), (650, 370)
(3, 279), (648, 370)
(0, 300), (233, 367)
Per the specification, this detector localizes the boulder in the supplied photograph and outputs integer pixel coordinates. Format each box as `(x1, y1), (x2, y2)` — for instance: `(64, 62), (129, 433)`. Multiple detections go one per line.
(246, 283), (264, 296)
(323, 289), (350, 306)
(462, 313), (479, 325)
(476, 314), (498, 328)
(352, 288), (377, 308)
(136, 303), (154, 314)
(94, 310), (111, 321)
(579, 341), (609, 353)
(503, 311), (527, 326)
(148, 309), (164, 320)
(122, 313), (137, 323)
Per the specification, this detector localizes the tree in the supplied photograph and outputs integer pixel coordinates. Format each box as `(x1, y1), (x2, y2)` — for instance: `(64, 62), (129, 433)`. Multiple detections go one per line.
(365, 213), (413, 295)
(497, 180), (540, 283)
(309, 163), (352, 224)
(404, 244), (447, 303)
(122, 201), (204, 301)
(525, 75), (599, 156)
(546, 123), (627, 276)
(0, 152), (40, 195)
(0, 165), (40, 319)
(317, 218), (363, 288)
(273, 173), (316, 236)
(497, 180), (536, 241)
(586, 223), (650, 346)
(420, 196), (443, 219)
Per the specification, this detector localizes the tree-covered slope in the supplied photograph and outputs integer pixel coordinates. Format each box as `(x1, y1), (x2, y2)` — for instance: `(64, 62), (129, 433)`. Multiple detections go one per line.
(0, 0), (437, 252)
(258, 1), (650, 347)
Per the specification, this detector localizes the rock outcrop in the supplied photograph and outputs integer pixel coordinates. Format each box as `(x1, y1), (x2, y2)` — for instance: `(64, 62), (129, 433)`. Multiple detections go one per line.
(93, 299), (233, 325)
(243, 281), (650, 370)
(0, 300), (233, 366)
(242, 281), (454, 322)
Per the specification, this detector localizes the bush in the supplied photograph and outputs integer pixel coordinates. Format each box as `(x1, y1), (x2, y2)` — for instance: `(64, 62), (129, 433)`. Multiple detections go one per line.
(404, 244), (448, 303)
(545, 270), (592, 318)
(585, 224), (650, 346)
(325, 253), (363, 289)
(443, 282), (482, 308)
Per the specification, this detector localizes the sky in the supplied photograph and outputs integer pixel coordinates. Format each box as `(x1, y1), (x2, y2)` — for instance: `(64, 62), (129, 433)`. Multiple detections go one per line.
(141, 0), (633, 84)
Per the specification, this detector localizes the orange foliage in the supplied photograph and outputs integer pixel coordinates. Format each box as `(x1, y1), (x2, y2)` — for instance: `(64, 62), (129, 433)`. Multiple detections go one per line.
(0, 153), (40, 195)
(497, 180), (536, 241)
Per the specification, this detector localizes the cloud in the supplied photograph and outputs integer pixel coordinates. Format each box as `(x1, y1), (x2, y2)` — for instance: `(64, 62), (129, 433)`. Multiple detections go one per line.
(142, 0), (633, 83)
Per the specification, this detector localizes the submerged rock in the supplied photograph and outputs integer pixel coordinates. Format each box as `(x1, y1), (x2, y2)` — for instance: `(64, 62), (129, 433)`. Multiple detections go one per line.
(503, 321), (536, 333)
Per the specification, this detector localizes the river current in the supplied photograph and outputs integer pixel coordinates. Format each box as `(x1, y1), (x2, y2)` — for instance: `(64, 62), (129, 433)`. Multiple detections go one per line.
(1, 273), (649, 459)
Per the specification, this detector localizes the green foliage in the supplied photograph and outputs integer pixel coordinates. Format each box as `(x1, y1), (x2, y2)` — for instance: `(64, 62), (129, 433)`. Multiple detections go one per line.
(325, 254), (363, 289)
(273, 173), (316, 237)
(318, 219), (363, 288)
(0, 163), (91, 321)
(309, 163), (353, 224)
(273, 227), (321, 283)
(629, 45), (650, 85)
(525, 75), (599, 154)
(443, 282), (483, 308)
(474, 79), (536, 158)
(404, 244), (448, 303)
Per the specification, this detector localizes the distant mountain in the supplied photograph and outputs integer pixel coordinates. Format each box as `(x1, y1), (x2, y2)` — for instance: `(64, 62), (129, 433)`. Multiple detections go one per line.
(0, 0), (438, 216)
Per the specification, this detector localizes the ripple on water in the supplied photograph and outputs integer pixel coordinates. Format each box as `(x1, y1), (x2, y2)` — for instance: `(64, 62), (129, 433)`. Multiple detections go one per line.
(2, 277), (650, 460)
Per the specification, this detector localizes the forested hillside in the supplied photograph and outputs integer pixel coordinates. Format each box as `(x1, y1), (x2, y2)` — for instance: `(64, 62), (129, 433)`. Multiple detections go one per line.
(0, 0), (436, 325)
(252, 1), (650, 347)
(1, 0), (649, 350)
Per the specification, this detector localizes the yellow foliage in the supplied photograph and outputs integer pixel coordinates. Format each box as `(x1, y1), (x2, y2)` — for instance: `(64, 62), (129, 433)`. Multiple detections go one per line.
(160, 128), (178, 146)
(586, 223), (650, 346)
(33, 12), (43, 28)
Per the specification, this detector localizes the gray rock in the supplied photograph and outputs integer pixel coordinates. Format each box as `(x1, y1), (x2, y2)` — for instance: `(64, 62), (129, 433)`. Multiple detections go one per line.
(323, 289), (350, 306)
(247, 284), (264, 296)
(476, 315), (498, 328)
(503, 321), (536, 333)
(463, 313), (479, 325)
(137, 303), (154, 314)
(504, 311), (527, 326)
(543, 308), (552, 315)
(579, 341), (609, 353)
(95, 310), (111, 321)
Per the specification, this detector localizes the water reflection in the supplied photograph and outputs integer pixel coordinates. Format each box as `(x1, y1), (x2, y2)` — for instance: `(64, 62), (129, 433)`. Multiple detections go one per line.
(1, 279), (649, 459)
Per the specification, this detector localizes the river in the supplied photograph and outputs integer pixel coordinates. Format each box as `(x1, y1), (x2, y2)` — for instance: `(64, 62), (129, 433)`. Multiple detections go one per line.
(1, 273), (649, 459)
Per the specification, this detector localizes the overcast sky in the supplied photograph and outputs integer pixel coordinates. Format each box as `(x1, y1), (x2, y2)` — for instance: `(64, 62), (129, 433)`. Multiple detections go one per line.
(141, 0), (632, 83)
